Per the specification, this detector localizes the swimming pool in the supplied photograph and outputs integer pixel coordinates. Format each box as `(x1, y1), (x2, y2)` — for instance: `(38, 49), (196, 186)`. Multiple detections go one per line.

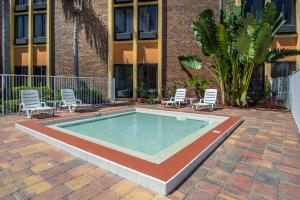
(16, 108), (242, 195)
(49, 109), (225, 163)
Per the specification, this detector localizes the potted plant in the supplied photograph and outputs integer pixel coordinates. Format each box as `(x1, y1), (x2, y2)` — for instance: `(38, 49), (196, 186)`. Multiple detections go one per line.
(136, 81), (148, 103)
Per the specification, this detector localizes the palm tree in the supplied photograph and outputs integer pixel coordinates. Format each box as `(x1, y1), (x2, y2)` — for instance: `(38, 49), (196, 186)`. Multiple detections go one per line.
(2, 0), (10, 74)
(179, 0), (300, 107)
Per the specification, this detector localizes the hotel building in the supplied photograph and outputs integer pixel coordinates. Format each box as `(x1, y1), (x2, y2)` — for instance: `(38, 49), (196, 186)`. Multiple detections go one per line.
(0, 0), (299, 100)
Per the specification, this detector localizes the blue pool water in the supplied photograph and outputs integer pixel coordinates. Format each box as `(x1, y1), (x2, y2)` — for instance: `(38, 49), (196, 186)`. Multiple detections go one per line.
(55, 112), (210, 156)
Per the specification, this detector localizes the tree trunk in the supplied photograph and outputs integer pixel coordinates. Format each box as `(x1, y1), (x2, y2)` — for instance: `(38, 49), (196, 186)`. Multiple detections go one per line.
(73, 13), (79, 77)
(2, 0), (10, 74)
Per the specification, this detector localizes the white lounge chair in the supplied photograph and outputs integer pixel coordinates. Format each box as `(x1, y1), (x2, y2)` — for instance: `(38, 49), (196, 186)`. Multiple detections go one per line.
(60, 89), (92, 113)
(19, 90), (55, 119)
(164, 88), (186, 108)
(192, 89), (218, 111)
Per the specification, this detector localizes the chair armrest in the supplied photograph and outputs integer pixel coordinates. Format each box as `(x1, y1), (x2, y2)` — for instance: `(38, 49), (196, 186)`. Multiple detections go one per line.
(169, 97), (174, 101)
(40, 102), (47, 107)
(60, 100), (67, 107)
(76, 99), (82, 105)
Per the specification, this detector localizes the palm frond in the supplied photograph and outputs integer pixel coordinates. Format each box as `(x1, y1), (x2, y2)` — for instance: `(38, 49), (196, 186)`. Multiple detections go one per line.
(217, 24), (229, 57)
(253, 23), (272, 64)
(265, 49), (300, 63)
(192, 9), (218, 56)
(233, 27), (251, 55)
(260, 2), (277, 25)
(178, 56), (203, 70)
(271, 13), (285, 37)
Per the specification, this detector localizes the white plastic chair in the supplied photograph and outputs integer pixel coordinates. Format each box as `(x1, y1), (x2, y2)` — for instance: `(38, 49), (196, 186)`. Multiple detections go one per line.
(164, 88), (186, 108)
(192, 89), (218, 111)
(60, 89), (92, 113)
(19, 90), (55, 119)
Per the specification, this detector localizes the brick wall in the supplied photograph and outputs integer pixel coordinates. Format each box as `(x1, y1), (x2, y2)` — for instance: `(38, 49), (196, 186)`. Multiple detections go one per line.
(53, 0), (108, 78)
(162, 0), (220, 96)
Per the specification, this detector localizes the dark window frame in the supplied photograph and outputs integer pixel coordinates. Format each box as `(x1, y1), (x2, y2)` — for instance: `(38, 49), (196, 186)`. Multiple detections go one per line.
(34, 13), (47, 44)
(15, 0), (28, 5)
(34, 0), (47, 2)
(14, 66), (28, 75)
(114, 64), (133, 98)
(272, 0), (296, 33)
(138, 5), (158, 40)
(138, 64), (158, 97)
(114, 7), (133, 41)
(15, 15), (28, 45)
(243, 0), (265, 20)
(243, 0), (296, 34)
(33, 65), (47, 86)
(14, 66), (29, 86)
(271, 62), (296, 78)
(114, 0), (132, 4)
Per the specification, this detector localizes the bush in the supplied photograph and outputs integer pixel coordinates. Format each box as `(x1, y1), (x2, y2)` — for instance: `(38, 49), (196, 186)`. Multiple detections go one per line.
(75, 88), (102, 104)
(147, 96), (160, 104)
(2, 99), (20, 113)
(12, 86), (51, 101)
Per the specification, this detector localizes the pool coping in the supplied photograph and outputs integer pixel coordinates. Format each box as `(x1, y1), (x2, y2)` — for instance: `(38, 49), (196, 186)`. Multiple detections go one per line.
(16, 107), (243, 195)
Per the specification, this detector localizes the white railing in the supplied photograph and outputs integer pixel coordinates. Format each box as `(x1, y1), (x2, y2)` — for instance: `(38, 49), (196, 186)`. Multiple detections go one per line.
(290, 70), (300, 132)
(0, 74), (115, 115)
(270, 76), (291, 108)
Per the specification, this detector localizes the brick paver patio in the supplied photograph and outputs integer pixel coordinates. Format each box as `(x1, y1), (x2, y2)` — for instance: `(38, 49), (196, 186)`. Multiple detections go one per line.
(0, 105), (299, 200)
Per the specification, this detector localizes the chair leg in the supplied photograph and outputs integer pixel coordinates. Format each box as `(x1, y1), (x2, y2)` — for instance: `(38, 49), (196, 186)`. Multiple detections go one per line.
(209, 104), (214, 112)
(26, 110), (32, 119)
(69, 106), (75, 113)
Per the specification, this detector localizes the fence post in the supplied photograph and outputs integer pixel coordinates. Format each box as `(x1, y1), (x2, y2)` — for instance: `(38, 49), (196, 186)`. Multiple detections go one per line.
(1, 75), (4, 115)
(110, 78), (115, 103)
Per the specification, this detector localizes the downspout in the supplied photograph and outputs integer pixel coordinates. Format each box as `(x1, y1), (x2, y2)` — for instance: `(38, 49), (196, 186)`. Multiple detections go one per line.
(219, 0), (224, 17)
(2, 0), (10, 74)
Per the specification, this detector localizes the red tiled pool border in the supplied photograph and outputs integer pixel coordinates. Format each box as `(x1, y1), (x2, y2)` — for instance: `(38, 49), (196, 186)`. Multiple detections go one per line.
(17, 107), (242, 182)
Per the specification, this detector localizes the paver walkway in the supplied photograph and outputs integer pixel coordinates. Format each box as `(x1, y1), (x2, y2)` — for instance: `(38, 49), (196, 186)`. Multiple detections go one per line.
(0, 105), (299, 200)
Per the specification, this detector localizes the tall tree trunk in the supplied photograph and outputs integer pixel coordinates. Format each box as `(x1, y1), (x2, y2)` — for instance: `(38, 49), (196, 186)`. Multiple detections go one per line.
(73, 13), (79, 77)
(2, 0), (10, 74)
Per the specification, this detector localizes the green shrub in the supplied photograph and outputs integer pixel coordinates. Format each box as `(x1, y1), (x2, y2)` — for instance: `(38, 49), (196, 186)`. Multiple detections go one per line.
(147, 96), (160, 104)
(3, 99), (20, 113)
(12, 86), (51, 101)
(74, 88), (102, 104)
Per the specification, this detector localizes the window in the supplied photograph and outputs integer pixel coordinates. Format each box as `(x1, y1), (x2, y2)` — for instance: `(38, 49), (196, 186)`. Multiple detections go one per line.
(15, 66), (28, 75)
(15, 15), (28, 44)
(33, 0), (47, 10)
(114, 7), (133, 40)
(244, 0), (264, 20)
(250, 64), (264, 97)
(114, 0), (132, 3)
(271, 62), (296, 78)
(138, 5), (158, 39)
(14, 66), (28, 86)
(114, 65), (133, 98)
(33, 66), (47, 86)
(138, 64), (157, 97)
(34, 0), (47, 2)
(15, 0), (28, 12)
(34, 14), (47, 44)
(272, 0), (296, 33)
(15, 0), (28, 5)
(34, 14), (46, 37)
